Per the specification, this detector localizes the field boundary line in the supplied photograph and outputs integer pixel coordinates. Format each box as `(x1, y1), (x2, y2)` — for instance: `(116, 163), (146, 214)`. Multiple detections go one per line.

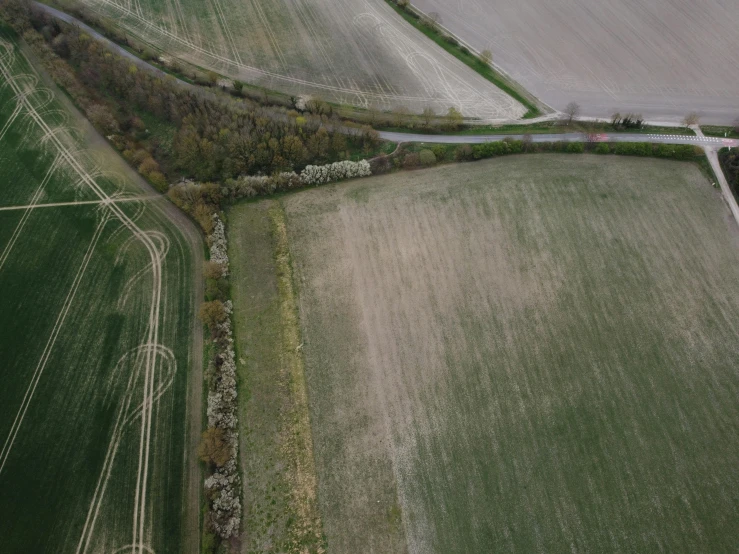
(0, 154), (61, 272)
(0, 195), (159, 212)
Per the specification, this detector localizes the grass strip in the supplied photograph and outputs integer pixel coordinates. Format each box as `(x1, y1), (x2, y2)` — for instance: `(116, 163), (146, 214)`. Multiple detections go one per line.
(383, 0), (540, 118)
(268, 202), (326, 553)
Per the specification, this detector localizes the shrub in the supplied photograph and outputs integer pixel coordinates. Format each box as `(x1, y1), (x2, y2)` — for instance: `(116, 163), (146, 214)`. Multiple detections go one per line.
(403, 152), (421, 168)
(431, 144), (447, 160)
(138, 157), (160, 176)
(455, 144), (474, 161)
(419, 149), (437, 166)
(369, 155), (392, 175)
(595, 142), (611, 154)
(147, 171), (168, 192)
(300, 159), (371, 185)
(198, 427), (231, 467)
(614, 142), (651, 156)
(566, 142), (584, 153)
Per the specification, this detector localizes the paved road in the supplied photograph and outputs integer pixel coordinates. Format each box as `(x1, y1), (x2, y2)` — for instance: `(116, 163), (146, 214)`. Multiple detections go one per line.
(34, 2), (193, 89)
(379, 130), (739, 148)
(694, 127), (739, 226)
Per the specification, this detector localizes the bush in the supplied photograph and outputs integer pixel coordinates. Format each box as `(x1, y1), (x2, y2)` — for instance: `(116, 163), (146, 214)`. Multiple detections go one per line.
(403, 152), (421, 169)
(147, 171), (168, 192)
(369, 155), (392, 175)
(455, 144), (474, 161)
(595, 142), (611, 154)
(300, 159), (372, 185)
(431, 144), (448, 160)
(419, 149), (437, 166)
(614, 142), (651, 156)
(198, 427), (231, 467)
(204, 260), (225, 280)
(199, 300), (227, 330)
(566, 142), (584, 153)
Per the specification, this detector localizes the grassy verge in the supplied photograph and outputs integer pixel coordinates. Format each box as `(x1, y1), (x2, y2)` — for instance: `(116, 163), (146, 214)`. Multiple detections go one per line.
(702, 125), (739, 139)
(379, 121), (696, 136)
(383, 0), (540, 118)
(229, 200), (325, 553)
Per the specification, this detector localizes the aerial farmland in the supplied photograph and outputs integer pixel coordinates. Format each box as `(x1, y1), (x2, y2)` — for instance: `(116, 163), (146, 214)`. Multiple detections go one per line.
(245, 155), (739, 553)
(73, 0), (525, 119)
(411, 0), (739, 123)
(1, 0), (738, 552)
(0, 28), (201, 553)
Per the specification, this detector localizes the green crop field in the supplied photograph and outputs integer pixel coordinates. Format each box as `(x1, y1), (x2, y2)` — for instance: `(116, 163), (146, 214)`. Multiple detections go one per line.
(0, 29), (200, 553)
(232, 154), (739, 553)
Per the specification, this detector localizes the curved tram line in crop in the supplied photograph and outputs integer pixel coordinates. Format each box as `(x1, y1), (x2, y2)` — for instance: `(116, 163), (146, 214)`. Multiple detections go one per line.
(79, 0), (523, 119)
(0, 39), (170, 554)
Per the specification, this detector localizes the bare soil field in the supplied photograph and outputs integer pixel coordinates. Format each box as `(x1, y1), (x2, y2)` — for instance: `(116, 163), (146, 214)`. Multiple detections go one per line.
(0, 28), (200, 553)
(412, 0), (739, 123)
(71, 0), (525, 120)
(268, 155), (739, 552)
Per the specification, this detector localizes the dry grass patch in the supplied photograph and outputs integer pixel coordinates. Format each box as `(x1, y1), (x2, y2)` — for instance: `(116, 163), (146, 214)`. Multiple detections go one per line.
(229, 201), (324, 553)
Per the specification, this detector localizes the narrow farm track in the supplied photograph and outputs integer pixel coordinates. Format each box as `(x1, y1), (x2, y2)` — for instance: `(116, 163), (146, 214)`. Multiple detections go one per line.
(0, 41), (181, 554)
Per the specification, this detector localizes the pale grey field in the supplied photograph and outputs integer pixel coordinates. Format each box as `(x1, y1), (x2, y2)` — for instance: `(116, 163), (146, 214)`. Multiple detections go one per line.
(75, 0), (525, 120)
(412, 0), (739, 123)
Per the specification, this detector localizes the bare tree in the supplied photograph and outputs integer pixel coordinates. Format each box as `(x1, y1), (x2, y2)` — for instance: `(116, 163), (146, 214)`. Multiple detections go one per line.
(611, 111), (621, 128)
(565, 102), (580, 125)
(366, 107), (380, 126)
(446, 106), (463, 130)
(522, 134), (533, 152)
(683, 112), (700, 129)
(422, 107), (436, 127)
(393, 105), (409, 127)
(424, 12), (442, 31)
(480, 49), (493, 67)
(732, 117), (739, 134)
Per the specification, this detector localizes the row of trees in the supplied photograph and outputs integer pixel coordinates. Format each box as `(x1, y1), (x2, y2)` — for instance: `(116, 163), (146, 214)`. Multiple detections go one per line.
(370, 138), (702, 175)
